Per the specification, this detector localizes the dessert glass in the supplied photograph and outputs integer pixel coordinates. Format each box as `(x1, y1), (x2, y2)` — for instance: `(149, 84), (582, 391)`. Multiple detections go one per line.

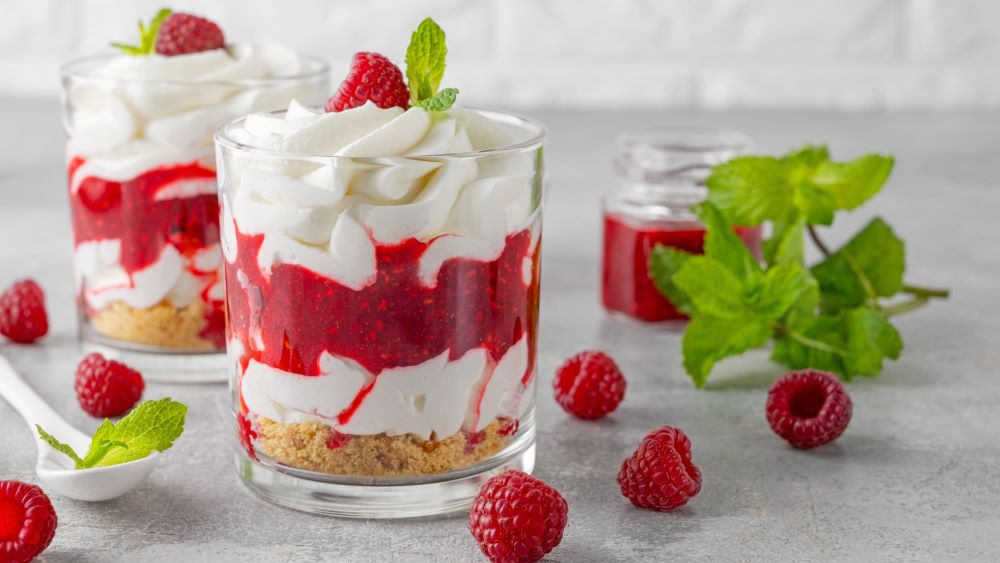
(61, 52), (328, 381)
(602, 127), (762, 324)
(216, 107), (545, 518)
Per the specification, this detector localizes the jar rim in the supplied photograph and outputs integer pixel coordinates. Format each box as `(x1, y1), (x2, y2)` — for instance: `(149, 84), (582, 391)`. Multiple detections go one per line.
(616, 126), (750, 155)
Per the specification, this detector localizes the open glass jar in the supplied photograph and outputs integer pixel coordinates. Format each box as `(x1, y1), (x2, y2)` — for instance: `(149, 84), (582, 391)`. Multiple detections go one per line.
(602, 128), (761, 323)
(61, 52), (328, 382)
(216, 106), (545, 517)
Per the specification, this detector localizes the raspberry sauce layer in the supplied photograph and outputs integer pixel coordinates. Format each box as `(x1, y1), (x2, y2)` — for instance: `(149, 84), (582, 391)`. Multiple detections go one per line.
(68, 158), (225, 346)
(226, 225), (541, 384)
(602, 212), (762, 322)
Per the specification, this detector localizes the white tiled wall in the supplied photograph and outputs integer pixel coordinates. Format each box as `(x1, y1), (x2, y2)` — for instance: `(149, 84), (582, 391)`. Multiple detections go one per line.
(4, 0), (1000, 109)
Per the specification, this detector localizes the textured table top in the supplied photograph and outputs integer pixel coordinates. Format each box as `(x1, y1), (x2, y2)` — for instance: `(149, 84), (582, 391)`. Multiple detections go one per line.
(1, 99), (998, 562)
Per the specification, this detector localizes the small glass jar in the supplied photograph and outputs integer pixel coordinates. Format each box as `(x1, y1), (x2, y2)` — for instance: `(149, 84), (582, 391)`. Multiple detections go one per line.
(216, 107), (545, 518)
(61, 53), (328, 382)
(602, 128), (762, 323)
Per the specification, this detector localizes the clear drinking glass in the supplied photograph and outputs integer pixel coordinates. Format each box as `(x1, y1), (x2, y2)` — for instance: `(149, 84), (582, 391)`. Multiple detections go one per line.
(216, 108), (545, 517)
(61, 55), (328, 381)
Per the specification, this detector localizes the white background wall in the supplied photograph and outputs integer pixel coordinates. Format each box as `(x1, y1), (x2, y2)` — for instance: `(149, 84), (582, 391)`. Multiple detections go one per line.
(5, 0), (1000, 110)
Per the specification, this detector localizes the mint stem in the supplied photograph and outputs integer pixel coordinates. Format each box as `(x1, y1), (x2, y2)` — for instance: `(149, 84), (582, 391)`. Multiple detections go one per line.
(807, 224), (831, 257)
(901, 284), (950, 299)
(780, 323), (849, 357)
(884, 297), (930, 316)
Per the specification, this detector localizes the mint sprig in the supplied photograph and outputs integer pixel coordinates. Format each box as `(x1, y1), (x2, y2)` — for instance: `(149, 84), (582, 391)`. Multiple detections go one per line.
(36, 398), (187, 469)
(111, 8), (172, 56)
(404, 18), (459, 111)
(649, 145), (949, 387)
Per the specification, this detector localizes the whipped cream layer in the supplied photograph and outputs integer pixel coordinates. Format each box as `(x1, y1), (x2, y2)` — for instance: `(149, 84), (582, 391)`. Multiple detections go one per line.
(68, 44), (323, 315)
(223, 101), (539, 288)
(225, 102), (542, 441)
(240, 337), (533, 440)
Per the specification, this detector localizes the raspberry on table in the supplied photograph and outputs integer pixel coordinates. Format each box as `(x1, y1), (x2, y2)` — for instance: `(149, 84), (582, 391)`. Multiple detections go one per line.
(74, 353), (145, 418)
(0, 279), (49, 344)
(155, 12), (225, 56)
(766, 369), (853, 449)
(553, 350), (626, 420)
(325, 52), (410, 113)
(0, 480), (57, 563)
(469, 470), (568, 563)
(617, 425), (702, 512)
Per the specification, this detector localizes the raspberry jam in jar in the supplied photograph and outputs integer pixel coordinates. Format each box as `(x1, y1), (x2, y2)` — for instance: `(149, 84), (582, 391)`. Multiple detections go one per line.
(601, 128), (761, 323)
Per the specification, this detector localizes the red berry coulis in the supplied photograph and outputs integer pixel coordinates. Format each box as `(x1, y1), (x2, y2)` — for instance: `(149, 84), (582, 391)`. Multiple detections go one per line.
(68, 158), (226, 347)
(602, 212), (762, 322)
(226, 223), (541, 428)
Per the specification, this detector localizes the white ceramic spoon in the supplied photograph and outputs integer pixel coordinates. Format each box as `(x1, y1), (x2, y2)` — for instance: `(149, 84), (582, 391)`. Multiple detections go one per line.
(0, 355), (161, 501)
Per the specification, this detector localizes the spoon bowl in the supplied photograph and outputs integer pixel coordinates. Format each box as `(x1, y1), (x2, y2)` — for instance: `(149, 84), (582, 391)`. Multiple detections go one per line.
(0, 355), (161, 501)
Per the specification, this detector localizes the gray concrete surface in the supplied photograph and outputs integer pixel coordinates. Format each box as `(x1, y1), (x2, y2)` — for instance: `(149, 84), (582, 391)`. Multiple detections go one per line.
(1, 99), (998, 562)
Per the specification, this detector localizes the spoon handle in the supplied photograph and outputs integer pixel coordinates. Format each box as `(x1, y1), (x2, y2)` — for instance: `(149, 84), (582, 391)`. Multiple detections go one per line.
(0, 355), (88, 444)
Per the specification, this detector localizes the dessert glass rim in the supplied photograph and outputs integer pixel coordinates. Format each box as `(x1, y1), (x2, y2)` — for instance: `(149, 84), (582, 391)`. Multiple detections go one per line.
(59, 52), (330, 87)
(214, 106), (547, 162)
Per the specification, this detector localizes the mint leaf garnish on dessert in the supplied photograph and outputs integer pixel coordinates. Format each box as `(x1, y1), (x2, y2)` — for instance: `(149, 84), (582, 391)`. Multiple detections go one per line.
(405, 17), (448, 104)
(416, 87), (459, 112)
(111, 8), (225, 57)
(111, 8), (172, 56)
(648, 144), (948, 387)
(36, 398), (187, 469)
(326, 17), (460, 113)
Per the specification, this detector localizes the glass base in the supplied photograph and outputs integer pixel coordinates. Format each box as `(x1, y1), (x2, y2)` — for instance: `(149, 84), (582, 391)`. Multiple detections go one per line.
(80, 336), (227, 383)
(236, 423), (537, 519)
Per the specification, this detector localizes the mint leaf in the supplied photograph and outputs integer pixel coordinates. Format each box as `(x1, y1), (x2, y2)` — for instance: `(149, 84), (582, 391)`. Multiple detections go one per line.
(81, 398), (187, 468)
(695, 202), (761, 279)
(773, 306), (901, 379)
(705, 145), (893, 227)
(673, 256), (746, 319)
(416, 87), (459, 112)
(405, 17), (448, 103)
(780, 144), (830, 169)
(772, 314), (847, 375)
(811, 218), (905, 311)
(79, 438), (129, 469)
(843, 307), (902, 376)
(111, 8), (171, 56)
(763, 218), (805, 266)
(747, 263), (812, 320)
(648, 245), (696, 315)
(36, 425), (83, 467)
(705, 156), (796, 226)
(811, 154), (894, 211)
(683, 316), (772, 387)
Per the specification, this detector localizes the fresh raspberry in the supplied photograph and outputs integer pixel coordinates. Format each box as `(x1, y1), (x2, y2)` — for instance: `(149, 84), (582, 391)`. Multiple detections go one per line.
(617, 426), (701, 512)
(324, 52), (410, 113)
(0, 481), (57, 563)
(469, 470), (568, 563)
(0, 279), (49, 344)
(74, 353), (144, 418)
(155, 13), (225, 56)
(553, 350), (626, 420)
(766, 369), (852, 449)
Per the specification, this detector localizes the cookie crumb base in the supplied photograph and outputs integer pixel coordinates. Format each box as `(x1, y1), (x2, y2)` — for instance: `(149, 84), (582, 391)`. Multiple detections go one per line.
(256, 418), (513, 477)
(89, 300), (217, 351)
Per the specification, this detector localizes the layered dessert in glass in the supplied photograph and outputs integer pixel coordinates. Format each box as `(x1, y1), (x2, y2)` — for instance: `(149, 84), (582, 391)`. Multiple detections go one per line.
(216, 18), (544, 517)
(61, 9), (327, 379)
